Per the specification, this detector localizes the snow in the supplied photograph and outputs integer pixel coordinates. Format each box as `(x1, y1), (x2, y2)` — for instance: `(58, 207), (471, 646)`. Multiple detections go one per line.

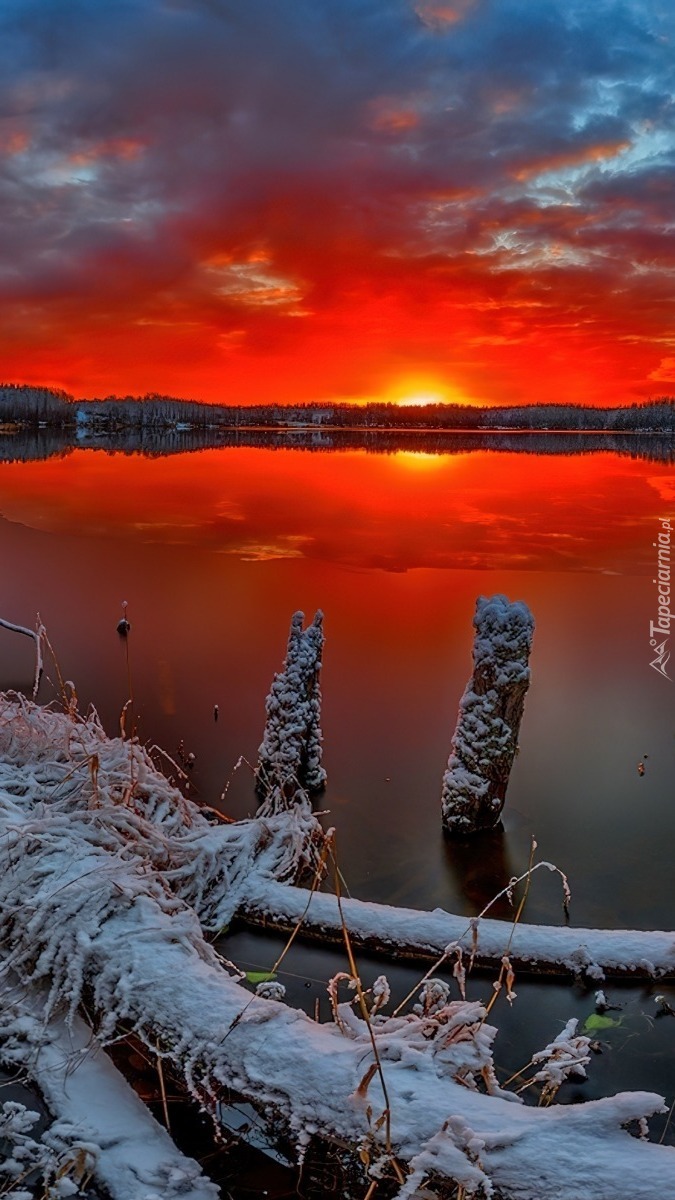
(0, 692), (673, 1198)
(0, 974), (218, 1199)
(256, 610), (327, 807)
(530, 1018), (591, 1101)
(442, 595), (534, 833)
(242, 878), (675, 980)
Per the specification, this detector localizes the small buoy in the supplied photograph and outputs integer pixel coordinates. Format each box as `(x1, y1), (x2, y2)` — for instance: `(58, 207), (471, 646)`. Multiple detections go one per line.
(117, 601), (130, 636)
(214, 704), (219, 722)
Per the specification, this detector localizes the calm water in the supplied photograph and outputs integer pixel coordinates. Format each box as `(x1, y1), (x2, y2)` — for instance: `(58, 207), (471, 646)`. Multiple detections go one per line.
(0, 444), (671, 924)
(0, 443), (673, 1156)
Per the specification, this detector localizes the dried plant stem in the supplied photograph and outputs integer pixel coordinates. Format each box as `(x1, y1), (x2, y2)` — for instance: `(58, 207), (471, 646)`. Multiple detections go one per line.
(156, 1041), (171, 1132)
(658, 1096), (675, 1145)
(268, 832), (332, 978)
(0, 615), (45, 698)
(483, 836), (537, 1021)
(392, 843), (569, 1019)
(330, 840), (404, 1184)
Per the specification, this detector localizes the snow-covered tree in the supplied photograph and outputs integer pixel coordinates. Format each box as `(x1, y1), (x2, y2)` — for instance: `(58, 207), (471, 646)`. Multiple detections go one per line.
(442, 595), (534, 834)
(256, 610), (326, 809)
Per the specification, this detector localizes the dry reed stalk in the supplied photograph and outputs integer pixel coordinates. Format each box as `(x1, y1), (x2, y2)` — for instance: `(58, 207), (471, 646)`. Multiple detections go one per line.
(330, 840), (405, 1186)
(267, 831), (333, 978)
(391, 842), (571, 1020)
(156, 1040), (171, 1132)
(0, 614), (45, 699)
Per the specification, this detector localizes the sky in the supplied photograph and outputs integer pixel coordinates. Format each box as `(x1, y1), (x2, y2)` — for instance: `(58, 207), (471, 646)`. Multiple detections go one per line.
(0, 0), (674, 407)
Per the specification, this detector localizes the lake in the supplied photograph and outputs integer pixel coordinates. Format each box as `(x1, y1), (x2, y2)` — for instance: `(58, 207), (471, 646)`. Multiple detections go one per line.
(0, 439), (673, 1163)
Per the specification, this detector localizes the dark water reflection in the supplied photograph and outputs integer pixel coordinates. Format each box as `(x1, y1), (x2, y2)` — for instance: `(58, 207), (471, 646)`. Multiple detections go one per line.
(1, 425), (674, 464)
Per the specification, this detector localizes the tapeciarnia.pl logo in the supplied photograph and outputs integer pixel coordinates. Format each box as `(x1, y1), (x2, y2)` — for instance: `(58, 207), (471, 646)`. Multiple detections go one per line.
(649, 517), (672, 680)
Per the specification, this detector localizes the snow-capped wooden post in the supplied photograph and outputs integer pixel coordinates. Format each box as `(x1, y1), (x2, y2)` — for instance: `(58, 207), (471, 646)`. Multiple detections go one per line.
(442, 595), (534, 835)
(255, 610), (326, 809)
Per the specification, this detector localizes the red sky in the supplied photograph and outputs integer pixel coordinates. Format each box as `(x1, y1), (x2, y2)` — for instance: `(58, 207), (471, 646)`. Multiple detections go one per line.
(0, 0), (674, 407)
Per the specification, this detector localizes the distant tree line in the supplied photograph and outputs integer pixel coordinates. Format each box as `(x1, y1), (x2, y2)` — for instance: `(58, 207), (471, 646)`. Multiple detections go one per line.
(0, 384), (74, 426)
(1, 382), (674, 432)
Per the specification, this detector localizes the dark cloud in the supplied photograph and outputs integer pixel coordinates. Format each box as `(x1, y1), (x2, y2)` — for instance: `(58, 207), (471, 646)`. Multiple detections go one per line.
(0, 0), (673, 400)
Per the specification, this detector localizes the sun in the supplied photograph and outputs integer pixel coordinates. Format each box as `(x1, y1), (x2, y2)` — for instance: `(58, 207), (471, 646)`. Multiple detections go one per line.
(385, 375), (471, 408)
(397, 391), (446, 407)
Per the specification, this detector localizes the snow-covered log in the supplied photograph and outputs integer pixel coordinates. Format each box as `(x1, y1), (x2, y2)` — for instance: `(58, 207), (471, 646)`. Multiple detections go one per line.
(442, 595), (534, 834)
(238, 879), (675, 981)
(255, 610), (326, 808)
(0, 696), (674, 1198)
(0, 973), (218, 1200)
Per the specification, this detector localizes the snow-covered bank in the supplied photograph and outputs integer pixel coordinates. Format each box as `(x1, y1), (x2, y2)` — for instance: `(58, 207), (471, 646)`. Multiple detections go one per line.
(0, 975), (218, 1199)
(239, 880), (675, 980)
(0, 693), (673, 1198)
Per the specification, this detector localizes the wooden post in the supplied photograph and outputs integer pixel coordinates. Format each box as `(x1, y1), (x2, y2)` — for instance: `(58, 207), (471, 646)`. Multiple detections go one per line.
(255, 610), (326, 809)
(442, 595), (534, 835)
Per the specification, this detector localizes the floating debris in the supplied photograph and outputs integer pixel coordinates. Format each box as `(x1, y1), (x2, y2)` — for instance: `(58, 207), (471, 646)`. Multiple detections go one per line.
(117, 600), (131, 636)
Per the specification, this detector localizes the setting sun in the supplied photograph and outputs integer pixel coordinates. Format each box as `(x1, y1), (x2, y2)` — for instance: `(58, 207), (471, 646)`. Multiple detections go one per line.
(397, 392), (447, 407)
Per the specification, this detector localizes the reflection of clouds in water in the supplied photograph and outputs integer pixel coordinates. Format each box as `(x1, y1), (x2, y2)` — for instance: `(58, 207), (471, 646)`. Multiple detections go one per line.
(221, 535), (309, 562)
(133, 520), (202, 530)
(0, 447), (670, 574)
(647, 476), (675, 504)
(214, 500), (245, 521)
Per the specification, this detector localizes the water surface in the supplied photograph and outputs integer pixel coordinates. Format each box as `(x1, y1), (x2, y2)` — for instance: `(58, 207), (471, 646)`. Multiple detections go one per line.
(1, 441), (673, 1150)
(0, 444), (671, 925)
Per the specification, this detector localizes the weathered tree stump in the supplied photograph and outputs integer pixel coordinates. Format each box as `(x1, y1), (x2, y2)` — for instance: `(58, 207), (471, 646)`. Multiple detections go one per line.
(255, 610), (326, 808)
(441, 594), (534, 834)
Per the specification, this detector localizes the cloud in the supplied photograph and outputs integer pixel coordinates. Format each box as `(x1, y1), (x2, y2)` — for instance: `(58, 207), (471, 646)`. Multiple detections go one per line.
(649, 357), (675, 383)
(0, 0), (673, 403)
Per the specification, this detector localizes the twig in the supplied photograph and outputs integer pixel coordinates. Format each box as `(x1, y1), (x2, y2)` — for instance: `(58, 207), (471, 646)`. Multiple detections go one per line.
(391, 849), (570, 1018)
(156, 1040), (171, 1132)
(0, 615), (45, 698)
(331, 837), (403, 1182)
(659, 1095), (675, 1145)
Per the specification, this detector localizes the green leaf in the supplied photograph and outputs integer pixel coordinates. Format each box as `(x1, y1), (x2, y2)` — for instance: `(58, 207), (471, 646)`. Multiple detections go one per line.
(245, 970), (277, 984)
(583, 1012), (622, 1031)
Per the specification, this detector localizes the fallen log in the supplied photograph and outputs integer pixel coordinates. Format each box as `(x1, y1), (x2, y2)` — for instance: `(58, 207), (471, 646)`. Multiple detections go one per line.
(0, 695), (674, 1198)
(237, 879), (675, 980)
(0, 972), (218, 1200)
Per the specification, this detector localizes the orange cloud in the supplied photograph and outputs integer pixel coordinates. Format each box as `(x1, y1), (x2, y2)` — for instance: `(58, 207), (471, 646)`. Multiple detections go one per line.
(67, 138), (146, 166)
(0, 129), (30, 155)
(371, 107), (420, 133)
(414, 0), (478, 28)
(648, 357), (675, 383)
(512, 140), (631, 181)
